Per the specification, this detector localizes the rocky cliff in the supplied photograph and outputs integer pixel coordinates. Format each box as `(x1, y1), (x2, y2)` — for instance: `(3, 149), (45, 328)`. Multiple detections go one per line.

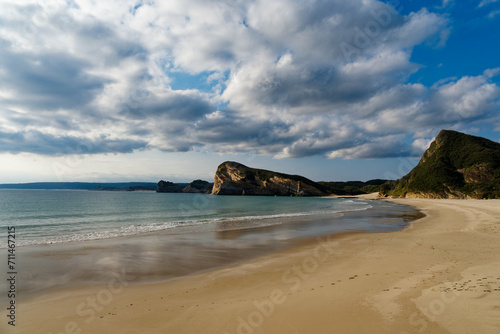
(385, 130), (500, 199)
(211, 161), (327, 196)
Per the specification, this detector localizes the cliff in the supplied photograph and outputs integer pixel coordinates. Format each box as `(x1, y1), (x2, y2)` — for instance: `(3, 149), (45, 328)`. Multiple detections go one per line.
(211, 161), (327, 196)
(385, 130), (500, 199)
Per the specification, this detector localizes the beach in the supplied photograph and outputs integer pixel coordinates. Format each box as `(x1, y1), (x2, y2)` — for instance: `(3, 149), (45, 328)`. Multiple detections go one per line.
(5, 197), (500, 334)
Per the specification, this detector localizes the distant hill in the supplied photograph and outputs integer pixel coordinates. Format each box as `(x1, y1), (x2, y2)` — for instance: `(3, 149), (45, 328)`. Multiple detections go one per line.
(211, 161), (327, 196)
(384, 130), (500, 199)
(318, 179), (390, 196)
(0, 182), (157, 191)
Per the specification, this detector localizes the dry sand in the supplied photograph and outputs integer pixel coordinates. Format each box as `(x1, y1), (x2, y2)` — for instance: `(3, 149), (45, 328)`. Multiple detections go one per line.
(4, 197), (500, 334)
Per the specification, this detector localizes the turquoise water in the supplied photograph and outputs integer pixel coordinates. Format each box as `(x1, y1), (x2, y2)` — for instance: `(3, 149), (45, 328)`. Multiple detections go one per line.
(0, 190), (375, 248)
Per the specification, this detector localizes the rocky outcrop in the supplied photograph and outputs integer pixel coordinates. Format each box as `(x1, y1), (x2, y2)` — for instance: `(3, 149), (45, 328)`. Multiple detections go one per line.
(386, 130), (500, 199)
(182, 180), (213, 193)
(156, 180), (182, 193)
(211, 161), (327, 196)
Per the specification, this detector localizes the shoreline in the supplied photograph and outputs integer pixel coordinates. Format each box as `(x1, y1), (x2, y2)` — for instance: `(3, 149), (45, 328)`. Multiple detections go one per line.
(4, 197), (500, 333)
(3, 198), (417, 298)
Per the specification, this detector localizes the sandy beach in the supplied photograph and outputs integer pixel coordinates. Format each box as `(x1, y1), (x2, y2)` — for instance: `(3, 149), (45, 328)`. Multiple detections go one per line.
(5, 197), (500, 334)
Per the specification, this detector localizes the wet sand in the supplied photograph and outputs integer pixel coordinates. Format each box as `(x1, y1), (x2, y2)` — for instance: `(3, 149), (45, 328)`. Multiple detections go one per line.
(4, 197), (500, 333)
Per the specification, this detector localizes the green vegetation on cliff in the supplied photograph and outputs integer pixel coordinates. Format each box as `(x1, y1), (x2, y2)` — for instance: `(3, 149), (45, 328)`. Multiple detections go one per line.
(385, 130), (500, 199)
(318, 179), (390, 195)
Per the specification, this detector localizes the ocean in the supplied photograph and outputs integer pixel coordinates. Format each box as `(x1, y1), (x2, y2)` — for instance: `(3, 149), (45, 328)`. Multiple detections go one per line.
(0, 190), (380, 248)
(0, 190), (422, 294)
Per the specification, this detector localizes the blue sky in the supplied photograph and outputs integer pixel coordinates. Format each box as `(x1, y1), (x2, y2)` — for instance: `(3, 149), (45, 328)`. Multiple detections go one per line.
(0, 0), (499, 183)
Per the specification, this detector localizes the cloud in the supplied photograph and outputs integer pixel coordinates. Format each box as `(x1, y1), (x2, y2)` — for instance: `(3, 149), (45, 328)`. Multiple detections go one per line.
(327, 135), (410, 159)
(488, 9), (500, 18)
(0, 0), (498, 160)
(441, 0), (454, 8)
(0, 130), (147, 155)
(479, 0), (498, 8)
(411, 137), (434, 155)
(0, 43), (110, 111)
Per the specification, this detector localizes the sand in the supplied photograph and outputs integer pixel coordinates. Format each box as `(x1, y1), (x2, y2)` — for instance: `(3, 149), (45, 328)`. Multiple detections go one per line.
(5, 197), (500, 334)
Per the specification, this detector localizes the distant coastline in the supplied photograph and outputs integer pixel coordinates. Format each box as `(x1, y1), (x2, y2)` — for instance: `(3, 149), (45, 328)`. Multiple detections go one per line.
(0, 182), (160, 191)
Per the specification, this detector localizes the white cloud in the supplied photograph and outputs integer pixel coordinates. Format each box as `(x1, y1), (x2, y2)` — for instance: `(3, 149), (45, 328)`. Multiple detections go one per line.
(327, 135), (408, 159)
(488, 9), (500, 18)
(479, 0), (498, 8)
(0, 0), (498, 161)
(442, 0), (454, 7)
(411, 137), (434, 155)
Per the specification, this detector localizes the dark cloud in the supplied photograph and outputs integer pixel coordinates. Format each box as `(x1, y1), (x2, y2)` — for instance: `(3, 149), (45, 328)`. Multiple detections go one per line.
(0, 130), (147, 155)
(0, 40), (109, 111)
(120, 91), (213, 121)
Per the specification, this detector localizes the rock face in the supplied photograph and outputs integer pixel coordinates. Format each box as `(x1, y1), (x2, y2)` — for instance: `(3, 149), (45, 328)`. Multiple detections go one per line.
(211, 161), (327, 196)
(156, 180), (182, 193)
(182, 180), (213, 193)
(387, 130), (500, 199)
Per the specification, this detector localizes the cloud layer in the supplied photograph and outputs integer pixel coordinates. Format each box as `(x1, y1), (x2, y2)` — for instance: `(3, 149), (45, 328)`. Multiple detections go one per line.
(0, 0), (499, 159)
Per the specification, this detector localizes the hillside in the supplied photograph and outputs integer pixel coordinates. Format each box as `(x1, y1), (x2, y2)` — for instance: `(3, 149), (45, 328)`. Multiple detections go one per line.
(385, 130), (500, 199)
(319, 179), (389, 196)
(211, 161), (327, 196)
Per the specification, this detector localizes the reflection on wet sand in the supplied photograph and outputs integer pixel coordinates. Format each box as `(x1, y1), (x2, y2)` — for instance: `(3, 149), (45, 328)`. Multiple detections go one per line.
(13, 201), (423, 297)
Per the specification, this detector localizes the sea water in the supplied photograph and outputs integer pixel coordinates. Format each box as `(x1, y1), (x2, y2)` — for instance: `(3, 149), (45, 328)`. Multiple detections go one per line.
(0, 190), (377, 248)
(0, 190), (422, 294)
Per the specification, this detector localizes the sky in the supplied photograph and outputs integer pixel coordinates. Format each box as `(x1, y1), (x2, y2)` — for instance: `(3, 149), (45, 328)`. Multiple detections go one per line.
(0, 0), (499, 183)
